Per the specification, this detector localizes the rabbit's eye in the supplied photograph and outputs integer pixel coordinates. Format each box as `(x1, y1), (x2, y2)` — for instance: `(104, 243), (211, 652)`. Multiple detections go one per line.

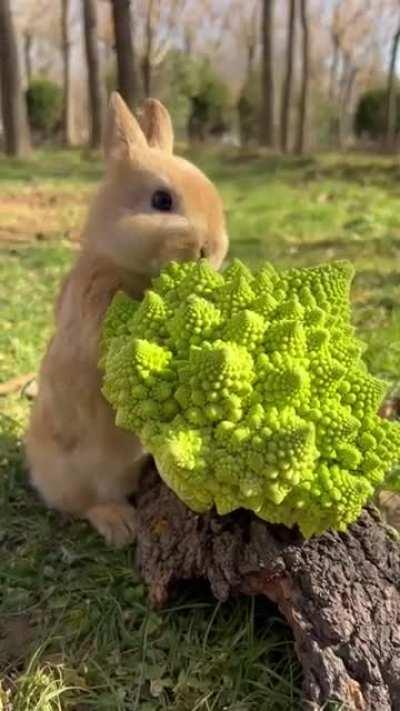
(151, 190), (173, 212)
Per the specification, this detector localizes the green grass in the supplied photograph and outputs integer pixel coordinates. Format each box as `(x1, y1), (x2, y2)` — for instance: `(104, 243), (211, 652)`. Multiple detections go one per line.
(2, 146), (400, 709)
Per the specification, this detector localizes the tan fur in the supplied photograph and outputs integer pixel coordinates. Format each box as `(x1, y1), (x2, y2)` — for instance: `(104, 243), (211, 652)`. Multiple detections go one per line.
(138, 98), (174, 154)
(25, 92), (228, 546)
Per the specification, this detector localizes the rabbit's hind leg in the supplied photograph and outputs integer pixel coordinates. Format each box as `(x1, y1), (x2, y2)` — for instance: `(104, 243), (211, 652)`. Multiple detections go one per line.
(85, 501), (136, 546)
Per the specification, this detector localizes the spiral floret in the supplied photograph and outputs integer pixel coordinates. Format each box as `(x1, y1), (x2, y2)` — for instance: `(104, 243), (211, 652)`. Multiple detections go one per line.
(100, 258), (400, 537)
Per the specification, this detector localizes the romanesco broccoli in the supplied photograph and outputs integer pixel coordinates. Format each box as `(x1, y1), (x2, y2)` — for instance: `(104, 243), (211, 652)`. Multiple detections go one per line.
(100, 259), (400, 537)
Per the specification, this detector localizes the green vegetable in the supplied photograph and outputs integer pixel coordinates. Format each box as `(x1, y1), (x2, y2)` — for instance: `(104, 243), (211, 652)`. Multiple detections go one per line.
(100, 259), (400, 537)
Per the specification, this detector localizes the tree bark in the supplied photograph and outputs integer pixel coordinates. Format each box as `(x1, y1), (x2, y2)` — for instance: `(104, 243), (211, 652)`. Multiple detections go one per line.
(61, 0), (74, 146)
(135, 463), (400, 710)
(183, 26), (193, 56)
(82, 0), (104, 149)
(280, 0), (296, 153)
(329, 2), (341, 103)
(339, 62), (358, 149)
(0, 0), (30, 156)
(111, 0), (136, 111)
(260, 0), (275, 147)
(329, 35), (339, 102)
(384, 24), (400, 151)
(141, 0), (155, 98)
(141, 56), (151, 99)
(295, 0), (309, 155)
(24, 32), (33, 84)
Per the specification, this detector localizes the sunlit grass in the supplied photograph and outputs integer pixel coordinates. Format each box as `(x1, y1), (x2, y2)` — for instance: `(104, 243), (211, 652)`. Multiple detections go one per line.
(2, 146), (400, 708)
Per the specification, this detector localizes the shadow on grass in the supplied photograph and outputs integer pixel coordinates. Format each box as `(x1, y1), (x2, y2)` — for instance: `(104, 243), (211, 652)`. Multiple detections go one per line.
(0, 147), (103, 185)
(191, 149), (319, 185)
(0, 420), (302, 709)
(0, 418), (26, 513)
(188, 146), (400, 193)
(314, 158), (400, 189)
(3, 145), (400, 199)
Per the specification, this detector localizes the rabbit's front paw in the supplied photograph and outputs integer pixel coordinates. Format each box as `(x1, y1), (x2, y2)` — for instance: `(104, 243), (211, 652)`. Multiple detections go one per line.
(86, 502), (136, 547)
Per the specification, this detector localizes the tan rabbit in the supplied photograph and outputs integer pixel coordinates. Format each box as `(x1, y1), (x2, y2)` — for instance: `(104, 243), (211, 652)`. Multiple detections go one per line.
(25, 93), (228, 546)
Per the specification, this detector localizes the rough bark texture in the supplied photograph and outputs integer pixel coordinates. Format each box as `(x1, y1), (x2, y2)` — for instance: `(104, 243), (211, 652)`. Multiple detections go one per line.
(280, 0), (296, 153)
(82, 0), (103, 149)
(141, 0), (155, 98)
(339, 58), (358, 149)
(329, 34), (339, 102)
(384, 24), (400, 151)
(260, 0), (275, 147)
(295, 0), (309, 155)
(0, 0), (30, 156)
(24, 32), (33, 84)
(111, 0), (136, 111)
(61, 0), (74, 146)
(135, 464), (400, 711)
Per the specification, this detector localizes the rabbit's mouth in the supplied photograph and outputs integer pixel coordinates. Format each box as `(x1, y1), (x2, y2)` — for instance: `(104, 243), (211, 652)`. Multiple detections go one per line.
(199, 247), (207, 259)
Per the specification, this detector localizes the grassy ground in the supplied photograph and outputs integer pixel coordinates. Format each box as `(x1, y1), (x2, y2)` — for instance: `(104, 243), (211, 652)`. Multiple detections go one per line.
(2, 147), (400, 710)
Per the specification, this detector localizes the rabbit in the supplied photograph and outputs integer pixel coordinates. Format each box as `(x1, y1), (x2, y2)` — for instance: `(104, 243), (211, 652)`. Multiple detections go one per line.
(25, 92), (229, 547)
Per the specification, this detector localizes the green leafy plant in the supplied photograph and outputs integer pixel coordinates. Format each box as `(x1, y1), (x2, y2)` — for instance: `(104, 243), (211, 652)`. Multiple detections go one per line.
(100, 259), (400, 538)
(165, 53), (232, 141)
(26, 78), (63, 136)
(354, 87), (400, 140)
(237, 69), (261, 147)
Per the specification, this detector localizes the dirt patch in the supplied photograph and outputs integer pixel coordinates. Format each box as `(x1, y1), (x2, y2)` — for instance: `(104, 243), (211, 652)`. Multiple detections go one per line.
(0, 190), (89, 244)
(379, 491), (400, 529)
(0, 615), (34, 668)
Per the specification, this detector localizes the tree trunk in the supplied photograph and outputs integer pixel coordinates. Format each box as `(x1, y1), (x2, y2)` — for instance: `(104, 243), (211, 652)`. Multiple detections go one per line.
(329, 2), (341, 103)
(61, 0), (74, 146)
(135, 463), (400, 710)
(82, 0), (104, 149)
(111, 0), (136, 111)
(141, 56), (151, 98)
(280, 0), (296, 153)
(24, 32), (33, 84)
(183, 26), (193, 56)
(295, 0), (309, 155)
(260, 0), (274, 147)
(329, 35), (339, 101)
(247, 43), (255, 79)
(384, 24), (400, 151)
(339, 64), (358, 149)
(336, 50), (360, 150)
(0, 0), (30, 156)
(141, 0), (154, 98)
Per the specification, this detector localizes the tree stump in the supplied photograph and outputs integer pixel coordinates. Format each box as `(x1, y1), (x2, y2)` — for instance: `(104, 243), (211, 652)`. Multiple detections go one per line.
(135, 463), (400, 710)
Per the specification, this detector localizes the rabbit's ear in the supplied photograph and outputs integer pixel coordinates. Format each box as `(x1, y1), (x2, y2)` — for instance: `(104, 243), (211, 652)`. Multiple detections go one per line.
(103, 92), (147, 161)
(138, 98), (174, 154)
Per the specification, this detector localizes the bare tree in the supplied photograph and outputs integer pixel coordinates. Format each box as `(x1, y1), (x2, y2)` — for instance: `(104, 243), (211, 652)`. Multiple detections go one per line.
(384, 12), (400, 149)
(13, 0), (61, 83)
(260, 0), (275, 147)
(180, 0), (229, 58)
(280, 0), (296, 153)
(23, 31), (33, 82)
(140, 0), (181, 96)
(139, 0), (169, 97)
(228, 0), (260, 147)
(325, 0), (386, 147)
(111, 0), (136, 110)
(61, 0), (74, 145)
(0, 0), (30, 155)
(225, 0), (259, 91)
(295, 0), (309, 154)
(233, 0), (259, 83)
(82, 0), (104, 149)
(337, 49), (360, 145)
(329, 3), (341, 101)
(141, 0), (155, 97)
